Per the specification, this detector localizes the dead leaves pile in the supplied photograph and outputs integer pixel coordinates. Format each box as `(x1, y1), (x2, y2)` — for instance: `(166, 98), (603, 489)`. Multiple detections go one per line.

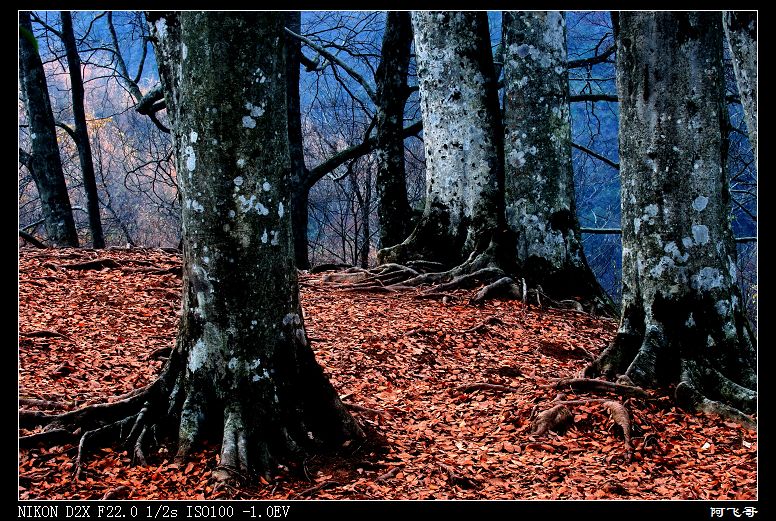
(18, 248), (756, 500)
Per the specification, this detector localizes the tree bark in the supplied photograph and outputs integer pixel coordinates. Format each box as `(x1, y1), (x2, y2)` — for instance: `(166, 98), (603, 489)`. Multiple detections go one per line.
(19, 11), (79, 247)
(149, 12), (362, 478)
(374, 11), (413, 249)
(723, 11), (757, 164)
(587, 12), (756, 423)
(60, 11), (105, 248)
(285, 11), (312, 270)
(502, 12), (611, 312)
(380, 12), (504, 267)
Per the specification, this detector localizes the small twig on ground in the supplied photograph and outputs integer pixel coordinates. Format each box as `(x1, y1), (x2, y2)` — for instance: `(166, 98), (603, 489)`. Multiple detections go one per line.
(376, 466), (402, 482)
(454, 382), (520, 394)
(291, 480), (339, 499)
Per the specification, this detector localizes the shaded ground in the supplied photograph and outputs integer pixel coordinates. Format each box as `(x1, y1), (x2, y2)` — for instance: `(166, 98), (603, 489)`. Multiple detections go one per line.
(18, 248), (756, 500)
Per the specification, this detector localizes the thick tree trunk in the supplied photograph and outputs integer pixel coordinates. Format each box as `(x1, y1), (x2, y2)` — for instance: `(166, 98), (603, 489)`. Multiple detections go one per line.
(19, 11), (79, 247)
(380, 11), (504, 267)
(723, 11), (757, 164)
(587, 12), (756, 424)
(502, 12), (611, 312)
(61, 11), (105, 248)
(285, 12), (312, 270)
(149, 12), (362, 478)
(375, 11), (413, 249)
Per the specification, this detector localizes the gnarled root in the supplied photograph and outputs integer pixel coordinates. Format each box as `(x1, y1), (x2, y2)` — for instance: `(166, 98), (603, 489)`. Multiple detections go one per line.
(530, 404), (573, 436)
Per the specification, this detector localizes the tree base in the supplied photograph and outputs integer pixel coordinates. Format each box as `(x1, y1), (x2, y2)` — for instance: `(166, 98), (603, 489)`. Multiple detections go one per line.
(20, 340), (367, 482)
(585, 328), (756, 430)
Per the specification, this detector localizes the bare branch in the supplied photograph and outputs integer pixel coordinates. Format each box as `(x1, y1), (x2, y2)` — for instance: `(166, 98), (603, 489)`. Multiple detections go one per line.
(285, 27), (377, 102)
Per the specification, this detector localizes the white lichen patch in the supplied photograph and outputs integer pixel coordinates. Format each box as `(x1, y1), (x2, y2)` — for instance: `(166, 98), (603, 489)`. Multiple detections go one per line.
(242, 116), (257, 129)
(692, 195), (708, 212)
(227, 357), (239, 371)
(650, 256), (675, 278)
(188, 339), (207, 372)
(692, 224), (709, 245)
(685, 313), (696, 327)
(184, 146), (196, 172)
(228, 209), (236, 218)
(236, 158), (246, 168)
(256, 202), (269, 215)
(278, 202), (284, 218)
(250, 105), (265, 118)
(270, 230), (279, 246)
(262, 181), (271, 191)
(261, 229), (268, 244)
(190, 200), (204, 213)
(664, 241), (689, 263)
(154, 18), (168, 41)
(189, 130), (198, 143)
(234, 176), (244, 187)
(692, 267), (723, 291)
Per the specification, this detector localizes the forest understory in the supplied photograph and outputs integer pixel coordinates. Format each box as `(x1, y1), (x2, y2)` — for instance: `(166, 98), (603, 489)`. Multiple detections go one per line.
(18, 248), (756, 500)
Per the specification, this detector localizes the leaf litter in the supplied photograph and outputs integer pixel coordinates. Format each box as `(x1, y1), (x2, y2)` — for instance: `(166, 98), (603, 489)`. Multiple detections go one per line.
(18, 248), (757, 500)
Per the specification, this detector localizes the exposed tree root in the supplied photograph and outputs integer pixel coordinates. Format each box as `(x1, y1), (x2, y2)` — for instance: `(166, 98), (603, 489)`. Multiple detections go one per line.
(319, 251), (609, 313)
(19, 428), (75, 448)
(21, 332), (367, 483)
(438, 462), (480, 489)
(460, 316), (504, 333)
(343, 402), (387, 417)
(19, 397), (72, 410)
(530, 404), (573, 436)
(601, 400), (633, 461)
(454, 382), (519, 394)
(471, 277), (521, 304)
(585, 322), (757, 430)
(376, 465), (402, 482)
(44, 258), (121, 271)
(675, 381), (756, 430)
(544, 377), (650, 398)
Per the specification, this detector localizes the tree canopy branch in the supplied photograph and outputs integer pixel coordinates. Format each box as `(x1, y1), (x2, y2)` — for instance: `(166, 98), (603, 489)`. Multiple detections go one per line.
(284, 27), (377, 102)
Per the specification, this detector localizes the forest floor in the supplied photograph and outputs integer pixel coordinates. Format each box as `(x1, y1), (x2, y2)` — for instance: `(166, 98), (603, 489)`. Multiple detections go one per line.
(18, 248), (757, 500)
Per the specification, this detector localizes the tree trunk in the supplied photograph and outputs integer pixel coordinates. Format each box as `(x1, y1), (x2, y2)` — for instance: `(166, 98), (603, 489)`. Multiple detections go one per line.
(149, 12), (362, 478)
(285, 11), (312, 270)
(375, 11), (413, 250)
(379, 11), (504, 268)
(502, 12), (611, 312)
(61, 11), (105, 248)
(586, 12), (756, 425)
(19, 11), (79, 247)
(723, 11), (757, 164)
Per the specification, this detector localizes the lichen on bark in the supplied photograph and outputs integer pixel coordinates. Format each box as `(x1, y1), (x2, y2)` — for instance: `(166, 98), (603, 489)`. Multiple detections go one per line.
(149, 12), (363, 479)
(502, 12), (611, 311)
(586, 12), (756, 427)
(379, 11), (504, 268)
